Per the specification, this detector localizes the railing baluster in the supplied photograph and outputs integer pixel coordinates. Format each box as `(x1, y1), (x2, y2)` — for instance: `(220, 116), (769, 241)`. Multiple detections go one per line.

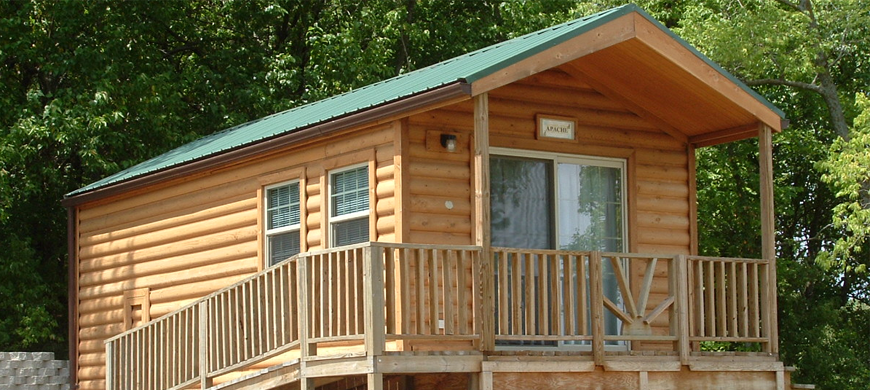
(563, 254), (575, 337)
(443, 249), (455, 335)
(728, 261), (738, 337)
(538, 253), (549, 335)
(739, 262), (749, 338)
(384, 247), (396, 334)
(705, 260), (715, 337)
(717, 261), (727, 337)
(416, 248), (426, 334)
(399, 248), (414, 334)
(457, 250), (468, 334)
(497, 249), (508, 335)
(199, 301), (211, 389)
(589, 251), (605, 366)
(429, 249), (439, 335)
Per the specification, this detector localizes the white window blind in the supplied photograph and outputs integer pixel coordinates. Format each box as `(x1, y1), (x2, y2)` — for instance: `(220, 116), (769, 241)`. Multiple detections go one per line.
(330, 165), (369, 246)
(265, 181), (301, 266)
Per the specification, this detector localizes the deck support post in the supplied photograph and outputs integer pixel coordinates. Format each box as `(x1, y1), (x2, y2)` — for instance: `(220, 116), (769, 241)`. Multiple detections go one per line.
(480, 371), (493, 390)
(198, 301), (212, 389)
(367, 372), (384, 390)
(758, 124), (778, 354)
(298, 254), (316, 358)
(673, 255), (690, 365)
(473, 93), (494, 351)
(364, 244), (386, 356)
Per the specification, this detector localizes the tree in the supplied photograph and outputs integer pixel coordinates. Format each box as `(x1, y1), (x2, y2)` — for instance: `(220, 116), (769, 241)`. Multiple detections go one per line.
(669, 1), (870, 388)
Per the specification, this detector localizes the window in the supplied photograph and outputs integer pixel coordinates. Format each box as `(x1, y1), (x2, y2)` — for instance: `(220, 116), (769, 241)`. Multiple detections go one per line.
(330, 164), (370, 247)
(265, 181), (301, 266)
(490, 149), (627, 346)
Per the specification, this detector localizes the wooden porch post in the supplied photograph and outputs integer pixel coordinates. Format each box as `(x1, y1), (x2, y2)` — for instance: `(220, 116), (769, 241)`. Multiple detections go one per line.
(364, 244), (386, 356)
(198, 301), (212, 389)
(297, 253), (317, 390)
(758, 124), (779, 354)
(473, 93), (494, 351)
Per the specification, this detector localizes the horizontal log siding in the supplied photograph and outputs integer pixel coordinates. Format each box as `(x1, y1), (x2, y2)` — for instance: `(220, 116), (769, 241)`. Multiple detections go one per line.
(405, 114), (474, 245)
(75, 123), (397, 389)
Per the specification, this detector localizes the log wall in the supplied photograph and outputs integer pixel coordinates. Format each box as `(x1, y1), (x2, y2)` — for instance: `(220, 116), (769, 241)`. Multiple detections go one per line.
(74, 122), (399, 390)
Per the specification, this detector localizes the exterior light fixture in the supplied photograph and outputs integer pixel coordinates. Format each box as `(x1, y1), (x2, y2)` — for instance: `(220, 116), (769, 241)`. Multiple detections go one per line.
(440, 134), (457, 152)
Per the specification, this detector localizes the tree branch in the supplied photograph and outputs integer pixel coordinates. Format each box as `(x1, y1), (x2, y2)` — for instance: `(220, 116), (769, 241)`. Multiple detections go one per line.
(773, 0), (803, 13)
(744, 78), (824, 94)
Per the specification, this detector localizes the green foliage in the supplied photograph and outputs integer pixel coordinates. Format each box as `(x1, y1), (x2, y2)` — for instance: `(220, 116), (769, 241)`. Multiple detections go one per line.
(819, 93), (870, 275)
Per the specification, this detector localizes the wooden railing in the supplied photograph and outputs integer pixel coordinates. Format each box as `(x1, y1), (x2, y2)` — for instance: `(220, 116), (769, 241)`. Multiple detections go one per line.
(687, 255), (775, 350)
(299, 243), (483, 356)
(105, 244), (777, 390)
(105, 302), (201, 390)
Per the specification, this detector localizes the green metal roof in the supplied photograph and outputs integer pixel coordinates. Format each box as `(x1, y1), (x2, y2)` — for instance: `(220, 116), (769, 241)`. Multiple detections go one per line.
(66, 4), (784, 198)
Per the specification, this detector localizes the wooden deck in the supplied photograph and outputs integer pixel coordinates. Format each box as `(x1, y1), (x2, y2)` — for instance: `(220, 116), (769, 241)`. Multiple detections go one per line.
(104, 242), (780, 390)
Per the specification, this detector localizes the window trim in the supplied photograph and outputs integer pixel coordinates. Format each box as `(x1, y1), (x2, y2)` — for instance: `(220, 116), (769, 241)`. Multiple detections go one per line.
(328, 162), (371, 247)
(264, 179), (302, 266)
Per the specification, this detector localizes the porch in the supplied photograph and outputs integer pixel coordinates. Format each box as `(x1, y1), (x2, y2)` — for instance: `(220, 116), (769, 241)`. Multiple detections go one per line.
(104, 242), (780, 390)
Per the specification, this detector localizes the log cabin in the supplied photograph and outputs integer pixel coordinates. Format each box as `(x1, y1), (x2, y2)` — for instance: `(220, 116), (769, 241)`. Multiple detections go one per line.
(63, 4), (813, 390)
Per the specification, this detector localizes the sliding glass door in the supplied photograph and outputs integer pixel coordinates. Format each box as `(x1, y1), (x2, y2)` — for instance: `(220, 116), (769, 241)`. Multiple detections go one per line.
(491, 149), (626, 345)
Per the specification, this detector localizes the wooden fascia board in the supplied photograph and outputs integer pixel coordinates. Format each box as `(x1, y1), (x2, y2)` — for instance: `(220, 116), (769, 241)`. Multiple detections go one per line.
(690, 123), (761, 148)
(469, 13), (638, 96)
(561, 61), (689, 144)
(633, 16), (783, 132)
(62, 82), (471, 208)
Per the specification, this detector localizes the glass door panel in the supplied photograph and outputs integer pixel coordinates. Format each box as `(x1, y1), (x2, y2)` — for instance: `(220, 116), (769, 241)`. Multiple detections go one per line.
(491, 156), (553, 249)
(557, 161), (625, 340)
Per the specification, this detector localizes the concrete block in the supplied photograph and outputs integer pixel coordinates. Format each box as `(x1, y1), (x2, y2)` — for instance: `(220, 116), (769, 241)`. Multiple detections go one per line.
(33, 352), (54, 361)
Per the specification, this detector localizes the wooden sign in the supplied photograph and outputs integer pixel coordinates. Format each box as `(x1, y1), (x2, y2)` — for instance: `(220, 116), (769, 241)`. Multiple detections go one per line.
(537, 115), (576, 141)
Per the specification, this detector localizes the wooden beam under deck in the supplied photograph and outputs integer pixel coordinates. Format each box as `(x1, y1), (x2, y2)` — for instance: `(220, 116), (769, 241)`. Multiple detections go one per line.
(205, 352), (786, 390)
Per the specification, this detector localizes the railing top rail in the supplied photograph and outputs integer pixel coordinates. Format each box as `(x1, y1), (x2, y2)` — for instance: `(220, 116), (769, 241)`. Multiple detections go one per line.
(370, 242), (482, 251)
(686, 255), (769, 264)
(491, 248), (765, 265)
(302, 241), (483, 257)
(492, 247), (593, 256)
(600, 252), (679, 260)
